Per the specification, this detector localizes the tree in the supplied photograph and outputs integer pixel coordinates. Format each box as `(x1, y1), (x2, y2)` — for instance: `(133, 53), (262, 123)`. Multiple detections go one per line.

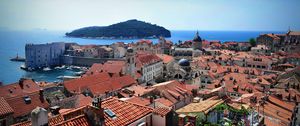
(249, 38), (256, 47)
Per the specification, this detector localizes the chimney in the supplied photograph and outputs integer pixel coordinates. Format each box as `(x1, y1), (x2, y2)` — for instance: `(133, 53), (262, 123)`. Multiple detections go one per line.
(50, 106), (60, 116)
(277, 94), (283, 99)
(97, 97), (102, 109)
(150, 96), (154, 104)
(39, 89), (44, 103)
(31, 107), (48, 126)
(89, 97), (105, 126)
(19, 78), (25, 89)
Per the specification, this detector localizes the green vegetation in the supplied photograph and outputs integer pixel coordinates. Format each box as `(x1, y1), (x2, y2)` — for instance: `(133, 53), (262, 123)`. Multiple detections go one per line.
(215, 103), (249, 115)
(249, 38), (256, 47)
(66, 19), (171, 38)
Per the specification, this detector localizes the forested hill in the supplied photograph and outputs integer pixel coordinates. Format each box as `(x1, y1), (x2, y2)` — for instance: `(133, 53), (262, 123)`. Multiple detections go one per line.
(65, 19), (171, 39)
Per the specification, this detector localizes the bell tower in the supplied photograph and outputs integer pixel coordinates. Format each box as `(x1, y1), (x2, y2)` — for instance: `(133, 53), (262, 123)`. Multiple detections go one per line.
(192, 31), (202, 50)
(126, 47), (136, 78)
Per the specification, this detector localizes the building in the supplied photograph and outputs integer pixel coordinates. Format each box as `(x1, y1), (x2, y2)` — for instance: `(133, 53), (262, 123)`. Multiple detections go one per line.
(134, 39), (153, 53)
(156, 54), (175, 77)
(283, 30), (300, 53)
(12, 97), (153, 126)
(172, 48), (194, 60)
(136, 52), (163, 83)
(85, 61), (126, 76)
(172, 31), (203, 60)
(192, 31), (202, 50)
(176, 99), (224, 126)
(25, 42), (65, 70)
(125, 47), (137, 78)
(245, 56), (273, 70)
(0, 78), (49, 125)
(152, 107), (176, 126)
(257, 30), (300, 53)
(158, 37), (173, 55)
(152, 80), (194, 110)
(63, 72), (137, 98)
(111, 42), (127, 58)
(256, 33), (280, 52)
(0, 97), (14, 126)
(251, 44), (271, 55)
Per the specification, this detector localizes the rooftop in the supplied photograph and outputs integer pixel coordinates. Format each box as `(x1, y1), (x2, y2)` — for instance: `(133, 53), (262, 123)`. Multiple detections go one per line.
(0, 97), (14, 116)
(176, 99), (224, 114)
(102, 97), (153, 126)
(0, 78), (40, 98)
(5, 92), (49, 118)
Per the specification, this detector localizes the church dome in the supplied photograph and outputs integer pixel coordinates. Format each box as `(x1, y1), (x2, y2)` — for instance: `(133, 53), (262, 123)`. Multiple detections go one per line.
(178, 59), (190, 66)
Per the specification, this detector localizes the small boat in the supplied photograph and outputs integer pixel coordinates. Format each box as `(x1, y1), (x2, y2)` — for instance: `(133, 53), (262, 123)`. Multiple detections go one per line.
(74, 71), (85, 76)
(20, 64), (26, 69)
(10, 54), (25, 62)
(56, 75), (80, 80)
(43, 67), (52, 71)
(73, 66), (81, 69)
(66, 66), (71, 70)
(20, 65), (34, 71)
(55, 65), (66, 69)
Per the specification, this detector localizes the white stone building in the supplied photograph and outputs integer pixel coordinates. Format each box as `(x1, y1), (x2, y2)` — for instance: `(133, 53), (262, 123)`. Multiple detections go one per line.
(136, 53), (163, 83)
(25, 42), (65, 69)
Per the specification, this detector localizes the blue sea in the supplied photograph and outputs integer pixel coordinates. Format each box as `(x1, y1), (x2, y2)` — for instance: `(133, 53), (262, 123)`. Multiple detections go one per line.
(0, 30), (285, 84)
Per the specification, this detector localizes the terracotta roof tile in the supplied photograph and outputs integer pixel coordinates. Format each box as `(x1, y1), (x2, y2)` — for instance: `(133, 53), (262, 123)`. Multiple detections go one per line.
(0, 79), (40, 98)
(126, 96), (151, 106)
(153, 80), (192, 103)
(153, 107), (171, 116)
(75, 94), (92, 107)
(5, 92), (49, 118)
(156, 54), (174, 64)
(88, 75), (136, 96)
(11, 121), (31, 126)
(102, 97), (153, 126)
(136, 53), (162, 69)
(124, 85), (154, 97)
(64, 72), (111, 93)
(54, 114), (90, 126)
(86, 61), (126, 75)
(0, 97), (14, 116)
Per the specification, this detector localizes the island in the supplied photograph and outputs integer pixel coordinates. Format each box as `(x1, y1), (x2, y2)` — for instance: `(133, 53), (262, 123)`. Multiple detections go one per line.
(65, 19), (171, 39)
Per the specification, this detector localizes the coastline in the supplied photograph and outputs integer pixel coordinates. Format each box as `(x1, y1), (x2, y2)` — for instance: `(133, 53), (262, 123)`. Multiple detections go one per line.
(0, 30), (285, 84)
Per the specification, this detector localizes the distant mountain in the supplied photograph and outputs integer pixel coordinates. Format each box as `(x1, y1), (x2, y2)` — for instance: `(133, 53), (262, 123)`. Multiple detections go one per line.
(66, 19), (171, 39)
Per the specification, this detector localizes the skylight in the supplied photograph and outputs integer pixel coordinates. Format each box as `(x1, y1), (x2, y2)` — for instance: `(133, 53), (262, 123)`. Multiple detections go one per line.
(104, 109), (116, 119)
(23, 96), (31, 104)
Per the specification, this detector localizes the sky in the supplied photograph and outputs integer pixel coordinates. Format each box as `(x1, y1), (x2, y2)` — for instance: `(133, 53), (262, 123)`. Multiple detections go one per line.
(0, 0), (300, 31)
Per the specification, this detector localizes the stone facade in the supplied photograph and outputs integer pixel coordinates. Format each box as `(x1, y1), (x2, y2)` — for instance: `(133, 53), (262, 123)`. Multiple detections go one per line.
(25, 42), (65, 69)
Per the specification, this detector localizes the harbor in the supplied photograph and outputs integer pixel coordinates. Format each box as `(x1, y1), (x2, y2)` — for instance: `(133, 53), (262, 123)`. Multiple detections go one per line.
(18, 65), (87, 83)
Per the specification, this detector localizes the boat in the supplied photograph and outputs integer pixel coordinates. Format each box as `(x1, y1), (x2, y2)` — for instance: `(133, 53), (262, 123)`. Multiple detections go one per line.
(56, 75), (80, 80)
(66, 66), (72, 70)
(20, 64), (26, 69)
(43, 67), (52, 71)
(10, 54), (25, 62)
(20, 65), (34, 71)
(55, 65), (66, 69)
(74, 71), (85, 76)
